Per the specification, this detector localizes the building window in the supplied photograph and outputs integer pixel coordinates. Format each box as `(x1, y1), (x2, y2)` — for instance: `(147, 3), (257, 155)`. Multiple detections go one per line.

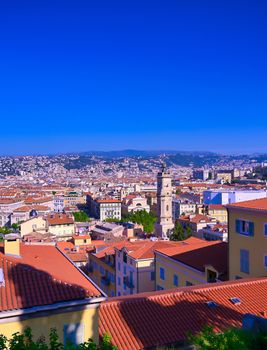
(264, 224), (267, 236)
(186, 281), (193, 286)
(240, 249), (249, 274)
(123, 266), (126, 275)
(118, 277), (121, 286)
(151, 271), (155, 281)
(173, 274), (178, 287)
(160, 267), (165, 280)
(264, 255), (267, 268)
(235, 219), (254, 236)
(118, 262), (121, 271)
(63, 323), (84, 346)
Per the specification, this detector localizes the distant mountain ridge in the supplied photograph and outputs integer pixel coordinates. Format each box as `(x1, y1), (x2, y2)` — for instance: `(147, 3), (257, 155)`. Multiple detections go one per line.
(80, 149), (218, 158)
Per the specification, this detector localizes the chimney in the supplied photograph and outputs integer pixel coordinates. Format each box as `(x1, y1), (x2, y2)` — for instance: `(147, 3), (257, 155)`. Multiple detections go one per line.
(4, 234), (21, 257)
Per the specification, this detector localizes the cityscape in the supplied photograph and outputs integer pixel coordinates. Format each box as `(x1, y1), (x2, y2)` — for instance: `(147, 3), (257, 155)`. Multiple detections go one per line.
(1, 1), (267, 350)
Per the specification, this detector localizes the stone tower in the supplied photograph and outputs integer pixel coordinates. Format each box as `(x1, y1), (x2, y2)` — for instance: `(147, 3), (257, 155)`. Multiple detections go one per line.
(154, 163), (174, 238)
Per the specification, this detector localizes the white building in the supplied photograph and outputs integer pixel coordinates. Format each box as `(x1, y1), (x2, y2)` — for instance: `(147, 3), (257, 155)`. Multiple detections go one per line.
(203, 189), (267, 205)
(122, 195), (150, 215)
(172, 199), (196, 220)
(0, 199), (24, 227)
(94, 199), (121, 221)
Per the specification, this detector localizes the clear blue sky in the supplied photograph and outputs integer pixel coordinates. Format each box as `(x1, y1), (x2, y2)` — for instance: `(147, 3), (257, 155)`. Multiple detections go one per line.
(0, 0), (266, 155)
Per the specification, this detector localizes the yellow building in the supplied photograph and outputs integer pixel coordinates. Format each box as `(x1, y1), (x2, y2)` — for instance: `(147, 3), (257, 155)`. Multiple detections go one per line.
(20, 216), (47, 237)
(227, 197), (267, 280)
(115, 240), (178, 296)
(47, 213), (75, 239)
(88, 244), (117, 297)
(63, 192), (86, 208)
(207, 204), (228, 223)
(155, 237), (227, 290)
(0, 234), (105, 344)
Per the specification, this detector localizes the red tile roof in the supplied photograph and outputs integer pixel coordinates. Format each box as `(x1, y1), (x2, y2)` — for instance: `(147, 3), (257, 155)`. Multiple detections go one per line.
(96, 199), (121, 203)
(179, 214), (215, 224)
(208, 204), (226, 210)
(227, 197), (267, 211)
(156, 239), (228, 275)
(14, 205), (50, 212)
(46, 213), (74, 225)
(0, 244), (101, 312)
(99, 278), (267, 350)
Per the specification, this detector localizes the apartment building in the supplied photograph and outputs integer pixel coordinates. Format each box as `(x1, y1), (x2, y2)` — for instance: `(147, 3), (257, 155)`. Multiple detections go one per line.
(87, 242), (119, 297)
(11, 205), (51, 225)
(227, 197), (267, 280)
(115, 240), (177, 296)
(46, 213), (75, 239)
(20, 213), (75, 239)
(177, 214), (217, 237)
(206, 204), (228, 223)
(155, 237), (227, 290)
(172, 199), (196, 220)
(94, 199), (121, 221)
(203, 189), (267, 205)
(0, 234), (104, 344)
(0, 199), (24, 227)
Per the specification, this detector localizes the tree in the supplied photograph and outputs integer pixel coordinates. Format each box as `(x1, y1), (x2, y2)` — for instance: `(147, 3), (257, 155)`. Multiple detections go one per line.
(170, 222), (185, 241)
(11, 223), (19, 231)
(0, 227), (11, 235)
(170, 222), (191, 241)
(0, 327), (117, 350)
(185, 224), (192, 238)
(73, 211), (90, 222)
(123, 210), (157, 233)
(104, 218), (121, 223)
(188, 325), (267, 350)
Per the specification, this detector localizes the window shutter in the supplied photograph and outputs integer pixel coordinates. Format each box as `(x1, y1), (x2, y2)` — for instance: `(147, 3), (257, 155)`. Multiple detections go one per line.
(235, 220), (240, 233)
(240, 249), (249, 274)
(249, 222), (254, 236)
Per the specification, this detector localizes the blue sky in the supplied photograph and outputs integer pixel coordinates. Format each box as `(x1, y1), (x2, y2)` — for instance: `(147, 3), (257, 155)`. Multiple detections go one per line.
(0, 0), (267, 155)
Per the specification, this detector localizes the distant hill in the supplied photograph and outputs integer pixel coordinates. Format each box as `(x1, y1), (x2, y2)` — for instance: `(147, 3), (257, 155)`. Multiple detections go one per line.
(80, 149), (218, 158)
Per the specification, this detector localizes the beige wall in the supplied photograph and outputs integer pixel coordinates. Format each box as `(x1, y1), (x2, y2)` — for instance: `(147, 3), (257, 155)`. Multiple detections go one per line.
(228, 207), (267, 280)
(0, 306), (99, 344)
(155, 253), (208, 289)
(20, 217), (47, 236)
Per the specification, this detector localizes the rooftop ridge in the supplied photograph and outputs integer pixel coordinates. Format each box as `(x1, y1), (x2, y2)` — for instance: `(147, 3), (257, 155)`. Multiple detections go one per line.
(103, 277), (267, 306)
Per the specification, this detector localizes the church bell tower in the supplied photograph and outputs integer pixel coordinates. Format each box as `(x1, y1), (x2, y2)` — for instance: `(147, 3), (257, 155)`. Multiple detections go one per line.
(154, 163), (174, 238)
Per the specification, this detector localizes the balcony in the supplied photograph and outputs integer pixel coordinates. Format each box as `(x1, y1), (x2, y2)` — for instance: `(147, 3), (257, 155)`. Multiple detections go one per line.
(101, 276), (111, 286)
(123, 276), (134, 289)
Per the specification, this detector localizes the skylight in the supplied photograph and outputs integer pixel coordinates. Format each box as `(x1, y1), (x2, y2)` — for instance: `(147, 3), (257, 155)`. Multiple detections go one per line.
(206, 301), (217, 308)
(230, 297), (241, 305)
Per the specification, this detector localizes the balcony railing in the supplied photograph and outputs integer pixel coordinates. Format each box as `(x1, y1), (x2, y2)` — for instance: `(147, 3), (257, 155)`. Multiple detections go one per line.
(123, 276), (134, 289)
(101, 276), (111, 286)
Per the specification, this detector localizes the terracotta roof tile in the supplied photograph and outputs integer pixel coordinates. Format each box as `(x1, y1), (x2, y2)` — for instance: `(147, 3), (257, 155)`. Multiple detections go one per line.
(0, 244), (101, 312)
(47, 213), (74, 225)
(99, 278), (267, 350)
(227, 197), (267, 211)
(156, 240), (228, 274)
